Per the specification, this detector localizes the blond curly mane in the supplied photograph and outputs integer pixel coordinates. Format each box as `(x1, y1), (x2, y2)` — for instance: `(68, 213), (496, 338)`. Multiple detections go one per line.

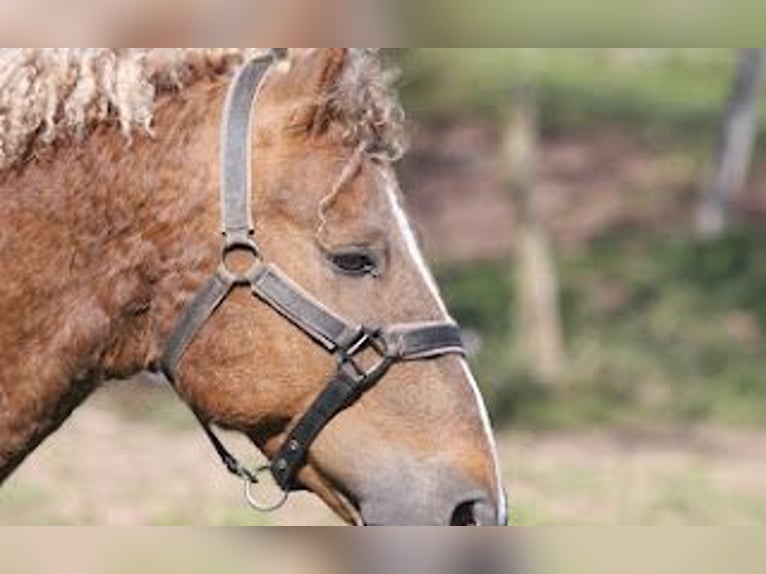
(0, 48), (405, 172)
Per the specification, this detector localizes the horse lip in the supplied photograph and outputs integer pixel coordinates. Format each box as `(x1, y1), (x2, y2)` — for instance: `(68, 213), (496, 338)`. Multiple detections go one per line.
(347, 497), (364, 526)
(331, 485), (364, 526)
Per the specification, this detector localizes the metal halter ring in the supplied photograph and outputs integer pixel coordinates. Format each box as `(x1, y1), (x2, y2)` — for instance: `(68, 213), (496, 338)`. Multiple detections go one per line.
(243, 465), (290, 513)
(219, 236), (262, 285)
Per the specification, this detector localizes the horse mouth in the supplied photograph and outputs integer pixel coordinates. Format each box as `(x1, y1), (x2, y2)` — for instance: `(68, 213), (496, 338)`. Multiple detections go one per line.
(301, 459), (503, 525)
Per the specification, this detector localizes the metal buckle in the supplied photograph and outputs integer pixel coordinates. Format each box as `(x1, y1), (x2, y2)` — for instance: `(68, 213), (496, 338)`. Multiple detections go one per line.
(336, 327), (395, 388)
(243, 465), (290, 513)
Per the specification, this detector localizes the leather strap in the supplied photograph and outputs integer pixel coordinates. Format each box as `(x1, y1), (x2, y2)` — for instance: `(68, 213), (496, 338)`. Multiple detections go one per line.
(271, 371), (367, 490)
(161, 271), (236, 380)
(250, 265), (359, 353)
(220, 55), (273, 244)
(388, 323), (465, 360)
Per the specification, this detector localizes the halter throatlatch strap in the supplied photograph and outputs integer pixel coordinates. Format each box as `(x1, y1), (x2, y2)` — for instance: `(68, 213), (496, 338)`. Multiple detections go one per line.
(161, 271), (236, 380)
(159, 52), (467, 503)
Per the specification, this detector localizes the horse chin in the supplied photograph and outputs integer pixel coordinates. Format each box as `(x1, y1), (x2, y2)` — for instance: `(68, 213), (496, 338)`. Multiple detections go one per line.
(323, 490), (363, 526)
(298, 466), (364, 525)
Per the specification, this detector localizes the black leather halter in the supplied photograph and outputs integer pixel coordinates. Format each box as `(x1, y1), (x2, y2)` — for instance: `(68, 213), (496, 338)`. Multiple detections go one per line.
(159, 52), (466, 508)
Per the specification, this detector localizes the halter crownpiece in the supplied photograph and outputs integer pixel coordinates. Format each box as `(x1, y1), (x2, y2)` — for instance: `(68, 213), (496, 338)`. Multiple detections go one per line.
(159, 51), (466, 510)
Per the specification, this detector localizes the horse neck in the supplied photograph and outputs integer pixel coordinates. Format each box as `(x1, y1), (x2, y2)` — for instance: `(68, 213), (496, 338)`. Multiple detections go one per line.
(0, 81), (226, 480)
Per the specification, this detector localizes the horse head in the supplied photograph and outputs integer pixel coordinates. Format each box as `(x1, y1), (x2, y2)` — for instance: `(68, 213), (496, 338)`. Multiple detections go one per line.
(0, 48), (505, 525)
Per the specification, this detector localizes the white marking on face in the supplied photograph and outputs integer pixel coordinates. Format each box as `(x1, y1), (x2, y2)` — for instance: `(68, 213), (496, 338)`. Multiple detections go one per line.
(459, 358), (508, 524)
(380, 170), (449, 317)
(380, 168), (506, 521)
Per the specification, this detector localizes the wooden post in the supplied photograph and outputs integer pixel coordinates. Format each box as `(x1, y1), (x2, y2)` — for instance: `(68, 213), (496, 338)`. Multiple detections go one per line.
(503, 87), (566, 384)
(697, 48), (763, 240)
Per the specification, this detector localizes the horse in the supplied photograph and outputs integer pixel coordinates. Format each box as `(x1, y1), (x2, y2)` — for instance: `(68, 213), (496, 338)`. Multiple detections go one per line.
(0, 48), (505, 525)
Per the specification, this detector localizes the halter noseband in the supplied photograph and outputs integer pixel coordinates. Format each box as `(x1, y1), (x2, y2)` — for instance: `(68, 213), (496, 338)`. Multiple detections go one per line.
(159, 52), (466, 511)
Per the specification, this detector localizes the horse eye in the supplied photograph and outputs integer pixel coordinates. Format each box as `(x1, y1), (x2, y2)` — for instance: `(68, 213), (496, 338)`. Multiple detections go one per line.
(328, 250), (380, 277)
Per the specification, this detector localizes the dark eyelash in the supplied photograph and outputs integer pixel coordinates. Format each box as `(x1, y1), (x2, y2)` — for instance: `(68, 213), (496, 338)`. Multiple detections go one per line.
(328, 250), (380, 277)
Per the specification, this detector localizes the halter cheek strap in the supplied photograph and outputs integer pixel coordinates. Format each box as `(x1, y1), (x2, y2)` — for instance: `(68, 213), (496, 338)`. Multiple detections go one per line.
(159, 52), (466, 507)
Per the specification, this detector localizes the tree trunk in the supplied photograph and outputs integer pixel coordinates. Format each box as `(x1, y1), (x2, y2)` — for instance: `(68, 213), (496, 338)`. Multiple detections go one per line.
(504, 87), (566, 384)
(697, 48), (763, 240)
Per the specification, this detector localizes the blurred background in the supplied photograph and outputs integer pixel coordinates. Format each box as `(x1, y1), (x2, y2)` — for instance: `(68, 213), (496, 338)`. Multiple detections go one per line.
(2, 48), (766, 525)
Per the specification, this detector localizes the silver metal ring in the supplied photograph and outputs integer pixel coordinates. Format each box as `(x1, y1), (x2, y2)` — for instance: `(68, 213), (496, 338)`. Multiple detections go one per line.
(219, 239), (262, 285)
(243, 466), (290, 513)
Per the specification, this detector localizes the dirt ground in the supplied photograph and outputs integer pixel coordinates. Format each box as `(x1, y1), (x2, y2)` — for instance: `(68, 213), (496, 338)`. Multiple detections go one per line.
(1, 382), (764, 525)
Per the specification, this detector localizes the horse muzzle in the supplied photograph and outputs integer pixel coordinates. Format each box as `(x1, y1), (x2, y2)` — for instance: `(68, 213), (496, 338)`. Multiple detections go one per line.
(357, 464), (507, 526)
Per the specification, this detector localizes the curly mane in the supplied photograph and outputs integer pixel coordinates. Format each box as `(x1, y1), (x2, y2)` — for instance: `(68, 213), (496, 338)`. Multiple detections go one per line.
(0, 48), (406, 172)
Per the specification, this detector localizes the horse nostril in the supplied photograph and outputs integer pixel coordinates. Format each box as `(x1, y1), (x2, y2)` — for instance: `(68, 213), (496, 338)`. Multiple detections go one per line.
(451, 500), (480, 526)
(451, 497), (506, 526)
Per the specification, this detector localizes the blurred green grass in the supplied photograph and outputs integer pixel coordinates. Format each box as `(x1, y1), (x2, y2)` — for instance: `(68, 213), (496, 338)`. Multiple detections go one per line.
(401, 49), (735, 139)
(437, 229), (766, 429)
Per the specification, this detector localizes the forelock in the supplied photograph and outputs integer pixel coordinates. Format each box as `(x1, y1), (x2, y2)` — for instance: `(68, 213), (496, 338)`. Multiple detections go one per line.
(326, 49), (407, 162)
